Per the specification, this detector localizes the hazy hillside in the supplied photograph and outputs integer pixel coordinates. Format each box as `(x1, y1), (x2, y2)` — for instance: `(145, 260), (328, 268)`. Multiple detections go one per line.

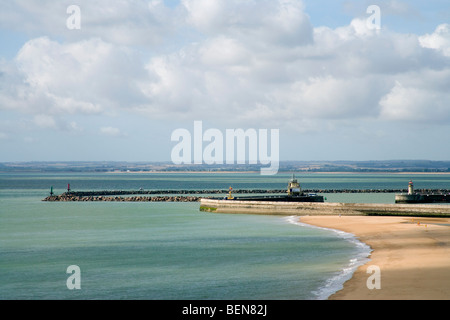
(1, 160), (449, 173)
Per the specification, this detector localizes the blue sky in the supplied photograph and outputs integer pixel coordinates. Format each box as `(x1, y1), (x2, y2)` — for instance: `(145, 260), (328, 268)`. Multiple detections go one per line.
(0, 0), (449, 162)
(304, 0), (450, 33)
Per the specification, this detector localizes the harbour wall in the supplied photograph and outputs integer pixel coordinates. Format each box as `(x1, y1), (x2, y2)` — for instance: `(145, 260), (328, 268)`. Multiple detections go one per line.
(44, 188), (450, 197)
(199, 199), (450, 217)
(395, 193), (450, 204)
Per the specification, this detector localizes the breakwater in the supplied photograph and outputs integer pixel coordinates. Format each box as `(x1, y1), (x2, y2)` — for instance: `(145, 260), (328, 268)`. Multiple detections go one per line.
(42, 188), (450, 202)
(43, 189), (450, 197)
(43, 193), (203, 202)
(199, 199), (450, 217)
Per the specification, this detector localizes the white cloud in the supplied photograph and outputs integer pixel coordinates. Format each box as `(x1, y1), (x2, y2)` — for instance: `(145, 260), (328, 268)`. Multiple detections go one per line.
(199, 36), (250, 67)
(33, 114), (56, 129)
(419, 24), (450, 57)
(286, 75), (383, 119)
(134, 4), (450, 129)
(182, 0), (313, 46)
(1, 36), (149, 117)
(380, 79), (450, 123)
(0, 0), (182, 47)
(100, 126), (126, 137)
(1, 0), (449, 138)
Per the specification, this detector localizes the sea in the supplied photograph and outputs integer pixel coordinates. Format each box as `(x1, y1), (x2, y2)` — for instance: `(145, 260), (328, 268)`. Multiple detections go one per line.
(1, 172), (449, 300)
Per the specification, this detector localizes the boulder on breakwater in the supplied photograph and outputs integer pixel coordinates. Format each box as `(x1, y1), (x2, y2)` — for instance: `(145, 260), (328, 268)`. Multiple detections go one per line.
(43, 194), (203, 202)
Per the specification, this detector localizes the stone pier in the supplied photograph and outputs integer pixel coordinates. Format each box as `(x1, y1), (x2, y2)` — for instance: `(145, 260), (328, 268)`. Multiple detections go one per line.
(199, 198), (450, 217)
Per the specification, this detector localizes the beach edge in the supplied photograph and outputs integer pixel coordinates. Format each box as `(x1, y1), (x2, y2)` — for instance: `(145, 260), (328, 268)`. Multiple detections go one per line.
(300, 215), (450, 300)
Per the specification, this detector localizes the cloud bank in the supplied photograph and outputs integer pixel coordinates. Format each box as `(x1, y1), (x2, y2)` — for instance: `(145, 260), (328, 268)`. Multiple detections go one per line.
(0, 0), (449, 160)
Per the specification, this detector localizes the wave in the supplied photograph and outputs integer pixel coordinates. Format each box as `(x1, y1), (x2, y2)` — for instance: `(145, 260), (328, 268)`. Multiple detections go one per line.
(283, 216), (372, 300)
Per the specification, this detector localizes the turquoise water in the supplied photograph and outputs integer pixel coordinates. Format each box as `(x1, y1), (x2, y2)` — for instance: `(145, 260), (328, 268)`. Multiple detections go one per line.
(1, 172), (448, 300)
(2, 172), (449, 193)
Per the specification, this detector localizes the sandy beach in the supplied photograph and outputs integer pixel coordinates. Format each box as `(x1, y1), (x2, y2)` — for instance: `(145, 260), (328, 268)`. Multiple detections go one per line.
(300, 215), (450, 300)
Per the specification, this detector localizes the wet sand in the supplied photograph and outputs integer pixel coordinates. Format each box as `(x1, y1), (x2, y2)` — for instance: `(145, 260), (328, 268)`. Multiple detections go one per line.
(300, 215), (450, 300)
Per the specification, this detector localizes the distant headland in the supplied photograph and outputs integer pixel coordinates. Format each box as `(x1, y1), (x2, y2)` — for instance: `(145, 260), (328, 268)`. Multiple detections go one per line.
(2, 160), (450, 173)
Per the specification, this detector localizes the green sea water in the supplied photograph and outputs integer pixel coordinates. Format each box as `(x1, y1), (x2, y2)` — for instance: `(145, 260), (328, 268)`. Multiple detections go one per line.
(1, 172), (448, 300)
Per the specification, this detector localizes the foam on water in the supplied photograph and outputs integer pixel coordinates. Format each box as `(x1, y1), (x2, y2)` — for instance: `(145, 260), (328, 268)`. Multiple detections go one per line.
(283, 216), (372, 300)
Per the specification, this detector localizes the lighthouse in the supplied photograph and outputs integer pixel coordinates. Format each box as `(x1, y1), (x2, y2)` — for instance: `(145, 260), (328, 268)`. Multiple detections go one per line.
(287, 174), (301, 196)
(227, 186), (234, 200)
(408, 180), (414, 195)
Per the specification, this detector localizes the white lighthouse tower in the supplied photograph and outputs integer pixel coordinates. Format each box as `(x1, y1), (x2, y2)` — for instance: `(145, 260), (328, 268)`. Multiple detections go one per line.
(408, 180), (414, 195)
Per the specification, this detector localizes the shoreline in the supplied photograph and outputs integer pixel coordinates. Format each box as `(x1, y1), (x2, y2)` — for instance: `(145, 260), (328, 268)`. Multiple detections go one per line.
(103, 171), (450, 175)
(200, 198), (450, 217)
(300, 215), (450, 300)
(286, 216), (372, 300)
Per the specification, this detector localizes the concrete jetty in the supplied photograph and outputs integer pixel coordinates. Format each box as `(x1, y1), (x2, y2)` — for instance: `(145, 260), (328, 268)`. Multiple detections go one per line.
(199, 198), (450, 217)
(395, 180), (450, 204)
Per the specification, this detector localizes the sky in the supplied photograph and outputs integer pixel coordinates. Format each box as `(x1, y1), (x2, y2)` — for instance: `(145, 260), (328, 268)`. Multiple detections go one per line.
(0, 0), (449, 163)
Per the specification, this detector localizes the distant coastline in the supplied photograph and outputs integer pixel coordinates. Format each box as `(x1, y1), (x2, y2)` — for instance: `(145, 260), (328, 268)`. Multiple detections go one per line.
(1, 160), (450, 173)
(108, 170), (450, 175)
